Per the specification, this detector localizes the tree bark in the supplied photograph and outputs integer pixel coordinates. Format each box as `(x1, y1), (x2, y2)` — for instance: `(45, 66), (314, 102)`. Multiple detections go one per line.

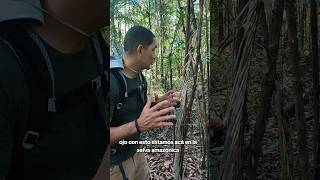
(299, 0), (307, 49)
(248, 0), (284, 179)
(159, 0), (165, 87)
(285, 0), (309, 179)
(174, 0), (204, 179)
(218, 0), (224, 42)
(218, 0), (258, 179)
(183, 0), (191, 69)
(208, 1), (215, 179)
(148, 0), (152, 30)
(310, 0), (320, 178)
(273, 78), (294, 180)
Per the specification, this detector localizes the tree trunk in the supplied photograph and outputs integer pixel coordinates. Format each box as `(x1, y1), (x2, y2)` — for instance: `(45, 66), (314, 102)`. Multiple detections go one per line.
(190, 1), (198, 31)
(248, 0), (284, 179)
(148, 0), (152, 30)
(239, 89), (247, 178)
(205, 0), (210, 98)
(208, 1), (215, 179)
(159, 0), (164, 87)
(299, 0), (307, 49)
(176, 0), (186, 35)
(285, 0), (309, 179)
(218, 0), (224, 42)
(249, 0), (284, 180)
(169, 57), (173, 90)
(310, 0), (320, 178)
(184, 0), (191, 68)
(167, 13), (182, 90)
(273, 78), (294, 180)
(199, 48), (208, 170)
(174, 0), (204, 179)
(219, 0), (257, 179)
(209, 0), (218, 137)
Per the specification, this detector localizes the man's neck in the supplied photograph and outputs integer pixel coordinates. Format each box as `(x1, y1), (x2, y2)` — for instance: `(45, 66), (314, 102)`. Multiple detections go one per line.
(33, 15), (89, 54)
(123, 54), (140, 78)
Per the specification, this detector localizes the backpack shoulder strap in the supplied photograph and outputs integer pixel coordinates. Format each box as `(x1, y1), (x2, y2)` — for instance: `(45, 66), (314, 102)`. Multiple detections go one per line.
(0, 24), (52, 147)
(0, 23), (52, 177)
(91, 31), (109, 148)
(1, 24), (110, 152)
(93, 31), (109, 102)
(110, 69), (128, 110)
(138, 72), (148, 104)
(139, 72), (147, 90)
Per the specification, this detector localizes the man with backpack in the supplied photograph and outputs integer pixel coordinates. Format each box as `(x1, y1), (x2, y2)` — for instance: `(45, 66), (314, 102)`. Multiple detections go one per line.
(110, 25), (179, 180)
(0, 0), (109, 179)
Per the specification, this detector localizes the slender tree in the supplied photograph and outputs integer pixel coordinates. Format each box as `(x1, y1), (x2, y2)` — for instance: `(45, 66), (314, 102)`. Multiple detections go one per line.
(310, 0), (319, 178)
(218, 0), (258, 179)
(248, 0), (284, 179)
(285, 0), (309, 178)
(174, 0), (204, 179)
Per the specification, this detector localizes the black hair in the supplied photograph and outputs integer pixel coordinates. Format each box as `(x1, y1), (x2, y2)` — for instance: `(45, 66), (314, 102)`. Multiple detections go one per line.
(123, 25), (155, 54)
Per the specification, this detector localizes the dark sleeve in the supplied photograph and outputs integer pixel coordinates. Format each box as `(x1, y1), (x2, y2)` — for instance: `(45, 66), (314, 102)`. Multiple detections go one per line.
(0, 39), (29, 177)
(109, 73), (119, 122)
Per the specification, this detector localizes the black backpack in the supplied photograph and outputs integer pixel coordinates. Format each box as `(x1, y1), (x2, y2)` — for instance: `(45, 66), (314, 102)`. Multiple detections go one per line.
(0, 22), (109, 177)
(110, 60), (147, 112)
(109, 60), (147, 158)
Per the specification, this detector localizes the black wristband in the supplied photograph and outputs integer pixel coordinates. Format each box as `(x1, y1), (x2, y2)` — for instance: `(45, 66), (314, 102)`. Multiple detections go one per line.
(134, 119), (142, 133)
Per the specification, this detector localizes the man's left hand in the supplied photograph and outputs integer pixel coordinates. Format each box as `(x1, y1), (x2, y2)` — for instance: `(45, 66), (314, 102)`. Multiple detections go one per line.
(157, 90), (180, 107)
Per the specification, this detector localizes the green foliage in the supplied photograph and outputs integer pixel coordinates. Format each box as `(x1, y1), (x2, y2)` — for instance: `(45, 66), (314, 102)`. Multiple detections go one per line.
(111, 0), (209, 93)
(111, 0), (180, 90)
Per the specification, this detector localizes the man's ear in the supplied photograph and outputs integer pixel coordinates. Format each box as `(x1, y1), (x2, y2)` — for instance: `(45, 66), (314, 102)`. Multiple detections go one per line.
(137, 44), (143, 56)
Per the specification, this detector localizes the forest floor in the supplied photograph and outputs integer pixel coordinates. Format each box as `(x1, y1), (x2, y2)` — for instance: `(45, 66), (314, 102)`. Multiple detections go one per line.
(141, 110), (208, 180)
(209, 104), (315, 180)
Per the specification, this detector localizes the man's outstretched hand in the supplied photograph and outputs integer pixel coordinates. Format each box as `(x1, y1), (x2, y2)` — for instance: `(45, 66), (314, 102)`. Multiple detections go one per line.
(137, 96), (176, 132)
(157, 90), (181, 107)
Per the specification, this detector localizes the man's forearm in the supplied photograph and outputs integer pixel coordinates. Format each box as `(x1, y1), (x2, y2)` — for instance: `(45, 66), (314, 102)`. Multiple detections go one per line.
(110, 121), (138, 145)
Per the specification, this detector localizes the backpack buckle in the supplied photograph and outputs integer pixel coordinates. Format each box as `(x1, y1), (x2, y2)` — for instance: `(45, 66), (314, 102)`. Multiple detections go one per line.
(48, 97), (57, 112)
(111, 148), (117, 155)
(22, 131), (39, 150)
(116, 103), (123, 109)
(92, 76), (102, 93)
